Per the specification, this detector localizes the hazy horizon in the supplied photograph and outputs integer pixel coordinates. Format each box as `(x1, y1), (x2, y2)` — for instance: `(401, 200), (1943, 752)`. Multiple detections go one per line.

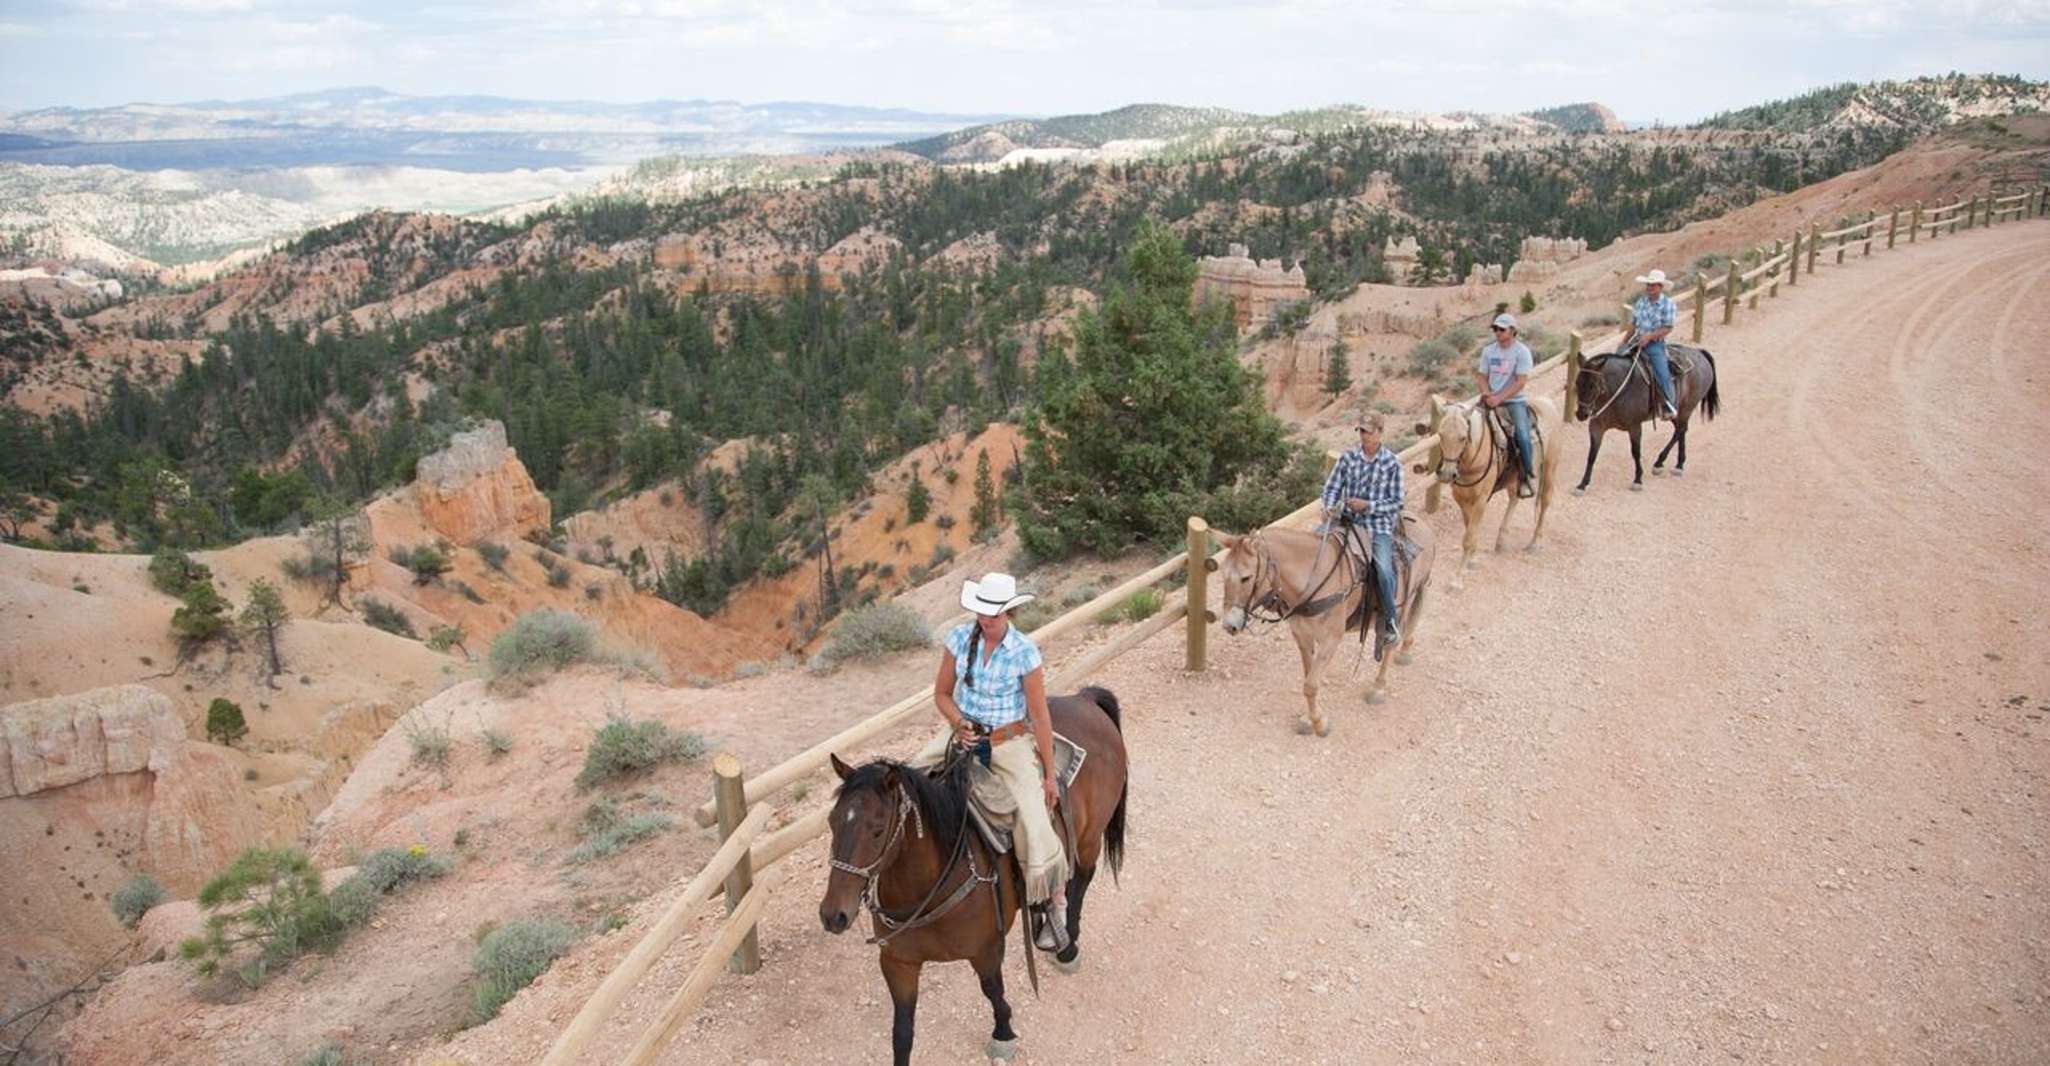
(4, 1), (2047, 127)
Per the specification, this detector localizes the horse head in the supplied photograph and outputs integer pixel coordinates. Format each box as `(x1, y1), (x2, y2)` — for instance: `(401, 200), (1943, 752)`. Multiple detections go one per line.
(821, 754), (911, 935)
(1215, 532), (1264, 635)
(1417, 394), (1469, 482)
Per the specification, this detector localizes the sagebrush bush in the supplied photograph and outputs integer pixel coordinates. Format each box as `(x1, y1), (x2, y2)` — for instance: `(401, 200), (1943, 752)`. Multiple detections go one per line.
(476, 541), (510, 571)
(1099, 587), (1165, 625)
(574, 716), (702, 791)
(360, 598), (417, 639)
(406, 718), (451, 770)
(489, 609), (596, 684)
(472, 919), (577, 1023)
(355, 846), (453, 893)
(565, 812), (674, 864)
(482, 728), (514, 758)
(817, 603), (930, 668)
(325, 875), (381, 928)
(1407, 338), (1458, 378)
(110, 873), (167, 928)
(299, 1042), (356, 1066)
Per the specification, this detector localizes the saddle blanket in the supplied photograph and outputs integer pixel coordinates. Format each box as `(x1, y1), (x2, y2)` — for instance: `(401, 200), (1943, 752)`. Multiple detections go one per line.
(964, 732), (1085, 856)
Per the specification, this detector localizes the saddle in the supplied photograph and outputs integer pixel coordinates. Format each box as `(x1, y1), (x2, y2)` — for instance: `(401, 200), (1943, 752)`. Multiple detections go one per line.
(1333, 515), (1421, 640)
(1482, 404), (1545, 490)
(957, 733), (1087, 859)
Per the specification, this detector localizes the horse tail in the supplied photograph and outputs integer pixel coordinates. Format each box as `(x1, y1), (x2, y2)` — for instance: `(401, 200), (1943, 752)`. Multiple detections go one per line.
(1700, 352), (1721, 422)
(1080, 685), (1129, 884)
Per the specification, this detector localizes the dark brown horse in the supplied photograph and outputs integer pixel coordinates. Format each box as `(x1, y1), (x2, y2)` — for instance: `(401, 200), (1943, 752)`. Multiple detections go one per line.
(1572, 345), (1721, 493)
(821, 687), (1130, 1065)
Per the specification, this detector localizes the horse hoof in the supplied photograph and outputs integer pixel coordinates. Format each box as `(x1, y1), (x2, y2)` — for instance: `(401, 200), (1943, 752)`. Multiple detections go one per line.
(1314, 718), (1332, 737)
(988, 1038), (1021, 1061)
(1295, 716), (1314, 736)
(1053, 950), (1082, 975)
(1652, 467), (1666, 476)
(1629, 482), (1644, 493)
(1395, 652), (1414, 666)
(1366, 689), (1387, 706)
(1671, 469), (1685, 478)
(1571, 487), (1586, 497)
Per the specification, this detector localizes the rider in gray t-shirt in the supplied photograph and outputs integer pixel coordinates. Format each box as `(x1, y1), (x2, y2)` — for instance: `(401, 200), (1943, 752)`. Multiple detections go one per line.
(1476, 313), (1538, 497)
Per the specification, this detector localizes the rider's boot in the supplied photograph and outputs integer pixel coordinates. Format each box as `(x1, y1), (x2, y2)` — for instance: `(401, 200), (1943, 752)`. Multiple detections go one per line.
(1032, 895), (1072, 953)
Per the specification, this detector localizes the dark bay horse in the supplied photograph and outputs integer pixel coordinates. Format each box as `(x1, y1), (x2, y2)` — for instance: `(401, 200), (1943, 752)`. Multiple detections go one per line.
(821, 687), (1130, 1065)
(1572, 345), (1721, 493)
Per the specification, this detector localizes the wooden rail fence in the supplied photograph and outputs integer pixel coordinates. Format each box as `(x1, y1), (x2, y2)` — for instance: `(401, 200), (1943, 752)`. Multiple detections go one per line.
(538, 181), (2049, 1064)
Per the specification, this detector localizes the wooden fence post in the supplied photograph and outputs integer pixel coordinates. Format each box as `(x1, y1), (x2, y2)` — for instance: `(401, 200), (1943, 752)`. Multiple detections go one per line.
(1887, 206), (1899, 249)
(1565, 332), (1582, 423)
(1863, 212), (1875, 256)
(1691, 276), (1705, 342)
(1788, 231), (1800, 286)
(1808, 222), (1821, 273)
(1949, 202), (1961, 235)
(712, 754), (762, 975)
(1185, 516), (1209, 672)
(1722, 260), (1738, 324)
(1910, 201), (1921, 243)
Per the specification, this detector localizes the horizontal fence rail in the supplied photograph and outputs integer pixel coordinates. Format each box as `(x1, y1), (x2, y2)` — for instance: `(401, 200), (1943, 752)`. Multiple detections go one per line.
(542, 180), (2050, 1065)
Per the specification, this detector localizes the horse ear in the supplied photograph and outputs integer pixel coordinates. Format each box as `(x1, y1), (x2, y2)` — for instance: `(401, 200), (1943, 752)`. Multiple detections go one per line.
(1429, 394), (1446, 421)
(1215, 532), (1239, 550)
(830, 753), (854, 781)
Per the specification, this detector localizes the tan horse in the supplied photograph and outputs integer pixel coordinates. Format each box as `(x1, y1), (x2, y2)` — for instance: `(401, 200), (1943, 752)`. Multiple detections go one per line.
(1419, 394), (1563, 589)
(1216, 522), (1436, 735)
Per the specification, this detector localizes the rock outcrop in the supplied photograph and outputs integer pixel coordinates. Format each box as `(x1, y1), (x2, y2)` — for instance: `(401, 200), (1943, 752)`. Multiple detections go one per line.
(1, 684), (185, 798)
(1508, 236), (1589, 283)
(1383, 236), (1422, 286)
(413, 421), (550, 546)
(1195, 243), (1310, 331)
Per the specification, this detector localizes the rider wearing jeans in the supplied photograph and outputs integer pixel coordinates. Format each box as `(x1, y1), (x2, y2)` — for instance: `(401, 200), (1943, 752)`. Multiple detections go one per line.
(1320, 413), (1405, 643)
(1478, 313), (1537, 497)
(1623, 269), (1680, 419)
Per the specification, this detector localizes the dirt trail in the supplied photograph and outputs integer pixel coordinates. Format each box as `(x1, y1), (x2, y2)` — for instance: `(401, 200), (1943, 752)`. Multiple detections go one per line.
(447, 222), (2050, 1066)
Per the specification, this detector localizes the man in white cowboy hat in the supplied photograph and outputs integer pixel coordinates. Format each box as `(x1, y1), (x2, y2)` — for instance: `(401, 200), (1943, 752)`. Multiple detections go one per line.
(1621, 269), (1680, 419)
(907, 571), (1072, 952)
(1476, 312), (1538, 498)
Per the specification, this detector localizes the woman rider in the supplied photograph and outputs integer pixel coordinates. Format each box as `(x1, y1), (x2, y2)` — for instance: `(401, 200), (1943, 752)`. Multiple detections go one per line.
(907, 571), (1071, 953)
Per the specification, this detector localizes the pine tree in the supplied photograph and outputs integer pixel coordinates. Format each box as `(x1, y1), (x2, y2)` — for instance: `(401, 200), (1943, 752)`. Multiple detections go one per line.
(299, 496), (368, 607)
(239, 578), (289, 678)
(1323, 341), (1353, 396)
(905, 476), (932, 525)
(171, 581), (232, 651)
(970, 450), (999, 537)
(205, 698), (248, 746)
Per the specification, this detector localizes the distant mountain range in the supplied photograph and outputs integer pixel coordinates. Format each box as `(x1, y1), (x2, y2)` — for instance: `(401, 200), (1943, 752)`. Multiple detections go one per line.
(0, 87), (1018, 170)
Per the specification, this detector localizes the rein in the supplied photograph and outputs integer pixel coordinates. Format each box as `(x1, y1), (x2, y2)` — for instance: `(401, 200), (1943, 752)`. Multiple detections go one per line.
(1229, 530), (1354, 626)
(1579, 349), (1643, 423)
(830, 776), (997, 947)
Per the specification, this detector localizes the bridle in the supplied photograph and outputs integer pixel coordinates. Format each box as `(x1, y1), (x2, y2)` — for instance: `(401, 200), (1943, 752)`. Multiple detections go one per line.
(827, 770), (996, 947)
(1224, 530), (1350, 626)
(1577, 348), (1642, 423)
(1438, 402), (1498, 489)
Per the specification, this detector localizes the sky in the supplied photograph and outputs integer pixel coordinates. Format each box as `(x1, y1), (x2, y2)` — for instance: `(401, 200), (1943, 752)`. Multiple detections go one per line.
(2, 0), (2048, 124)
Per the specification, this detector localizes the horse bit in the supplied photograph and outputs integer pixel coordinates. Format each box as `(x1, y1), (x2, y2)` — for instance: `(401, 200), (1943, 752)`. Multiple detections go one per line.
(829, 773), (997, 946)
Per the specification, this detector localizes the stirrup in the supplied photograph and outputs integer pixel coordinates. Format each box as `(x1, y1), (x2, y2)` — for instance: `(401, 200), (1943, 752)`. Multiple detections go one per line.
(1031, 903), (1071, 953)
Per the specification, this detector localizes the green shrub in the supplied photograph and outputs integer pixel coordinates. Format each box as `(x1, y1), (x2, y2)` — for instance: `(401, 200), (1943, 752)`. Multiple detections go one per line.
(482, 728), (514, 758)
(299, 1042), (358, 1066)
(477, 541), (510, 572)
(355, 846), (453, 893)
(170, 581), (232, 648)
(1012, 599), (1060, 632)
(472, 919), (577, 1023)
(110, 873), (167, 928)
(489, 609), (596, 684)
(1519, 290), (1537, 314)
(1098, 587), (1164, 625)
(406, 717), (451, 770)
(179, 847), (338, 986)
(933, 512), (957, 531)
(565, 812), (673, 865)
(360, 598), (417, 639)
(325, 875), (381, 928)
(204, 698), (248, 746)
(573, 715), (703, 791)
(546, 564), (572, 589)
(905, 479), (931, 524)
(816, 603), (930, 668)
(148, 546), (210, 596)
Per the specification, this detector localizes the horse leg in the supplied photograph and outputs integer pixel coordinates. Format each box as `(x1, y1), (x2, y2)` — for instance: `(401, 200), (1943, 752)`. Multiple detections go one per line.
(973, 941), (1020, 1059)
(881, 954), (923, 1066)
(1054, 863), (1097, 973)
(1294, 626), (1320, 735)
(1450, 494), (1481, 590)
(1306, 622), (1344, 731)
(1494, 490), (1520, 553)
(1653, 426), (1677, 473)
(1673, 417), (1689, 476)
(1627, 425), (1644, 491)
(1528, 447), (1555, 551)
(1395, 579), (1428, 666)
(1574, 426), (1603, 495)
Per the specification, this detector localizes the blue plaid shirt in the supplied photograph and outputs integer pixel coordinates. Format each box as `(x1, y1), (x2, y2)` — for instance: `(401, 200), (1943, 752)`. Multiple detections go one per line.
(946, 622), (1044, 728)
(1322, 445), (1404, 536)
(1630, 292), (1677, 339)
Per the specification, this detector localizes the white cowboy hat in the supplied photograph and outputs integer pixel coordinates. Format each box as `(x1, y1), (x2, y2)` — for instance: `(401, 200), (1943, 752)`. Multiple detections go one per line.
(961, 572), (1035, 616)
(1634, 269), (1672, 286)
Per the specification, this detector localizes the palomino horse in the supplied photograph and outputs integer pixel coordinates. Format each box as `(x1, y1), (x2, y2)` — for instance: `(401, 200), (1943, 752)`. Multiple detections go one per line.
(1419, 394), (1564, 589)
(1572, 345), (1721, 493)
(820, 688), (1130, 1066)
(1217, 522), (1436, 735)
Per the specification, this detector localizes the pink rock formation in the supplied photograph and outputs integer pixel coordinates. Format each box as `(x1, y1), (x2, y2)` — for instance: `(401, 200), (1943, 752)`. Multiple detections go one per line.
(1195, 243), (1310, 331)
(412, 421), (551, 546)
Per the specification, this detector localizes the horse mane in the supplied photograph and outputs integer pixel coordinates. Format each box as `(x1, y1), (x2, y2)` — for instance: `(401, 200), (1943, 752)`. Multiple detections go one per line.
(836, 756), (971, 857)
